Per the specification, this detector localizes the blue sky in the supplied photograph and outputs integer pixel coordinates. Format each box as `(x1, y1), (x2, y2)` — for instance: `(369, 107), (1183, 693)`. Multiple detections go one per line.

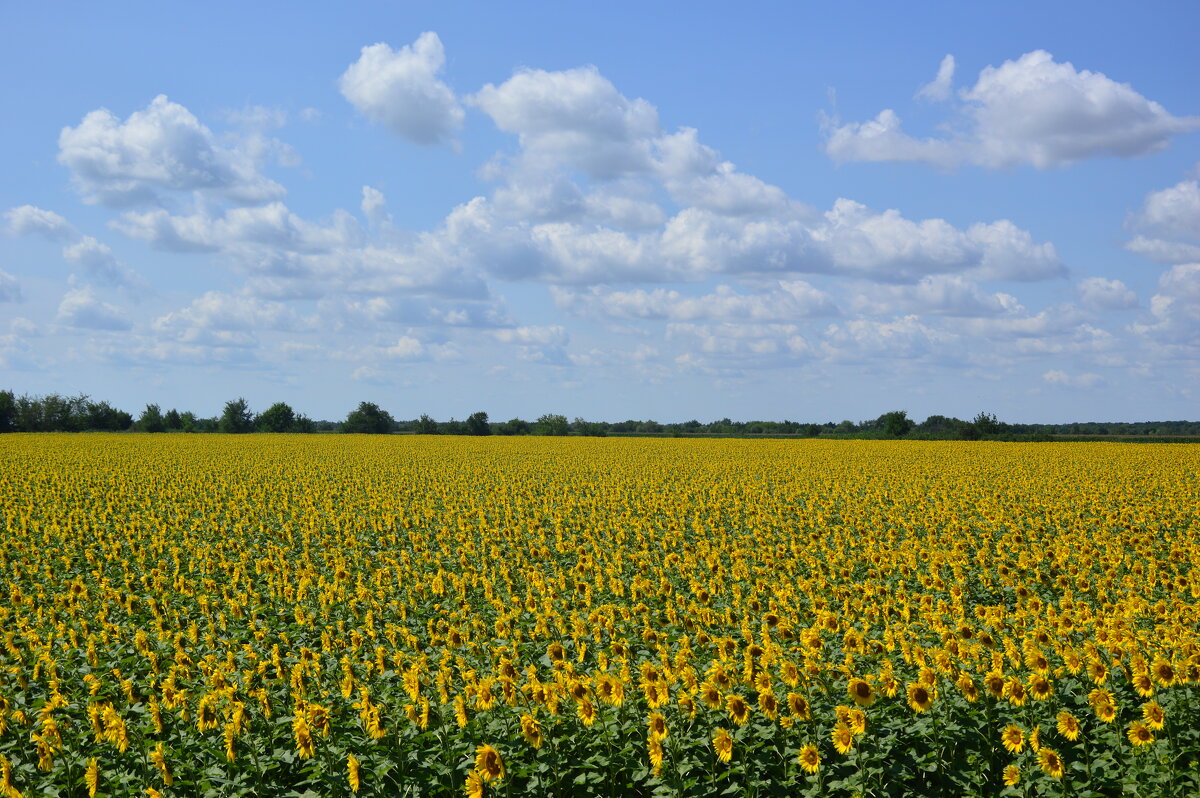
(2, 1), (1198, 423)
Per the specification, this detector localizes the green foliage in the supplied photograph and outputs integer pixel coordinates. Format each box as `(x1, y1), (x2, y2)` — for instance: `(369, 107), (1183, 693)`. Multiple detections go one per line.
(880, 410), (914, 438)
(466, 411), (491, 436)
(257, 401), (297, 433)
(220, 398), (255, 434)
(415, 414), (440, 435)
(342, 401), (395, 434)
(497, 417), (531, 435)
(138, 403), (167, 433)
(535, 413), (569, 436)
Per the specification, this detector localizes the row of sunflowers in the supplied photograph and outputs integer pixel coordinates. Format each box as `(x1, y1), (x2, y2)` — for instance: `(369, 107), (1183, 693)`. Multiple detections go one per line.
(1, 434), (1197, 796)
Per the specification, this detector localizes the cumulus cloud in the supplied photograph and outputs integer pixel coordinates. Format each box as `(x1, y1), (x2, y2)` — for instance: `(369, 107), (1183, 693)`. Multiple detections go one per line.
(916, 55), (956, 102)
(1042, 369), (1104, 388)
(153, 292), (313, 340)
(825, 51), (1200, 169)
(339, 33), (464, 145)
(1132, 263), (1200, 344)
(114, 203), (364, 254)
(58, 95), (285, 205)
(0, 270), (20, 302)
(554, 281), (836, 321)
(1077, 277), (1137, 310)
(55, 285), (131, 330)
(6, 205), (137, 286)
(849, 274), (1021, 317)
(5, 205), (76, 240)
(471, 65), (660, 178)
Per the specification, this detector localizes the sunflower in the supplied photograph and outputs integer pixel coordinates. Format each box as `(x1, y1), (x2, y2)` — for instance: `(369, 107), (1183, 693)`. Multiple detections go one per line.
(1037, 747), (1064, 779)
(521, 714), (543, 749)
(712, 727), (734, 763)
(1004, 677), (1027, 707)
(878, 672), (900, 698)
(1087, 659), (1108, 684)
(1095, 701), (1117, 724)
(832, 721), (855, 755)
(1001, 724), (1024, 754)
(1142, 700), (1165, 731)
(798, 743), (820, 774)
(1029, 674), (1053, 701)
(956, 674), (979, 703)
(678, 694), (697, 719)
(758, 689), (779, 719)
(1029, 724), (1041, 752)
(465, 769), (484, 798)
(787, 692), (811, 721)
(474, 744), (504, 783)
(85, 758), (99, 798)
(780, 661), (800, 687)
(347, 754), (361, 793)
(700, 681), (722, 709)
(1003, 764), (1020, 787)
(1127, 722), (1155, 746)
(848, 678), (875, 707)
(648, 735), (665, 775)
(726, 694), (751, 726)
(907, 682), (933, 713)
(847, 708), (867, 735)
(577, 698), (597, 726)
(597, 675), (624, 706)
(647, 712), (667, 741)
(1151, 659), (1177, 687)
(1132, 672), (1155, 698)
(984, 671), (1006, 700)
(1056, 710), (1080, 741)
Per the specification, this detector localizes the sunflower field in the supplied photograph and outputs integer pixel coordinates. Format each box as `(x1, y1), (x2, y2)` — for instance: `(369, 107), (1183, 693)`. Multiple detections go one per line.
(1, 434), (1197, 797)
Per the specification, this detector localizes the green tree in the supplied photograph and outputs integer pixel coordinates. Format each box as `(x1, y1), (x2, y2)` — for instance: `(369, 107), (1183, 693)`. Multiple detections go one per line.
(415, 414), (439, 435)
(535, 413), (569, 436)
(0, 390), (16, 432)
(293, 414), (315, 433)
(256, 401), (296, 433)
(164, 408), (182, 431)
(219, 397), (254, 434)
(880, 410), (913, 438)
(342, 402), (394, 434)
(138, 404), (167, 433)
(497, 417), (530, 435)
(466, 411), (491, 436)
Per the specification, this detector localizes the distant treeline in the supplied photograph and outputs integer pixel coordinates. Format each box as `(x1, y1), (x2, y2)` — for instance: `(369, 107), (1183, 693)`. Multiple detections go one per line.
(2, 390), (1198, 440)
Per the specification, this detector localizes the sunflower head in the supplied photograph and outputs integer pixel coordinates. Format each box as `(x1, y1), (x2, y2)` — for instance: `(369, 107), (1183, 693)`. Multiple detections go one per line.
(798, 743), (820, 774)
(1127, 722), (1155, 746)
(474, 744), (505, 783)
(848, 678), (875, 707)
(1038, 747), (1064, 779)
(907, 682), (933, 713)
(712, 727), (734, 763)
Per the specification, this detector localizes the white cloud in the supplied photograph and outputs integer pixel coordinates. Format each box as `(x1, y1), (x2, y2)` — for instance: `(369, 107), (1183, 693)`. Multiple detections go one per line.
(1132, 263), (1200, 345)
(361, 186), (392, 229)
(6, 205), (137, 286)
(339, 33), (464, 146)
(5, 205), (76, 240)
(56, 286), (131, 330)
(58, 95), (285, 205)
(849, 274), (1021, 317)
(0, 270), (20, 302)
(554, 282), (836, 321)
(1077, 277), (1137, 310)
(916, 55), (955, 102)
(115, 202), (363, 254)
(471, 65), (660, 178)
(1042, 369), (1104, 388)
(385, 335), (425, 359)
(153, 291), (312, 338)
(825, 51), (1200, 169)
(1132, 177), (1200, 241)
(821, 315), (957, 362)
(493, 325), (568, 346)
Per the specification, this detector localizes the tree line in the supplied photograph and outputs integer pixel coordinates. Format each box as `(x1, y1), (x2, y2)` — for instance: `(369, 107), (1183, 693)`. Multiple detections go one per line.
(2, 389), (1198, 438)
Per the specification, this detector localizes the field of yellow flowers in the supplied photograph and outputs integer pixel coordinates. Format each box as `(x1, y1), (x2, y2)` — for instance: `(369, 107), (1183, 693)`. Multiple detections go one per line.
(0, 434), (1197, 797)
